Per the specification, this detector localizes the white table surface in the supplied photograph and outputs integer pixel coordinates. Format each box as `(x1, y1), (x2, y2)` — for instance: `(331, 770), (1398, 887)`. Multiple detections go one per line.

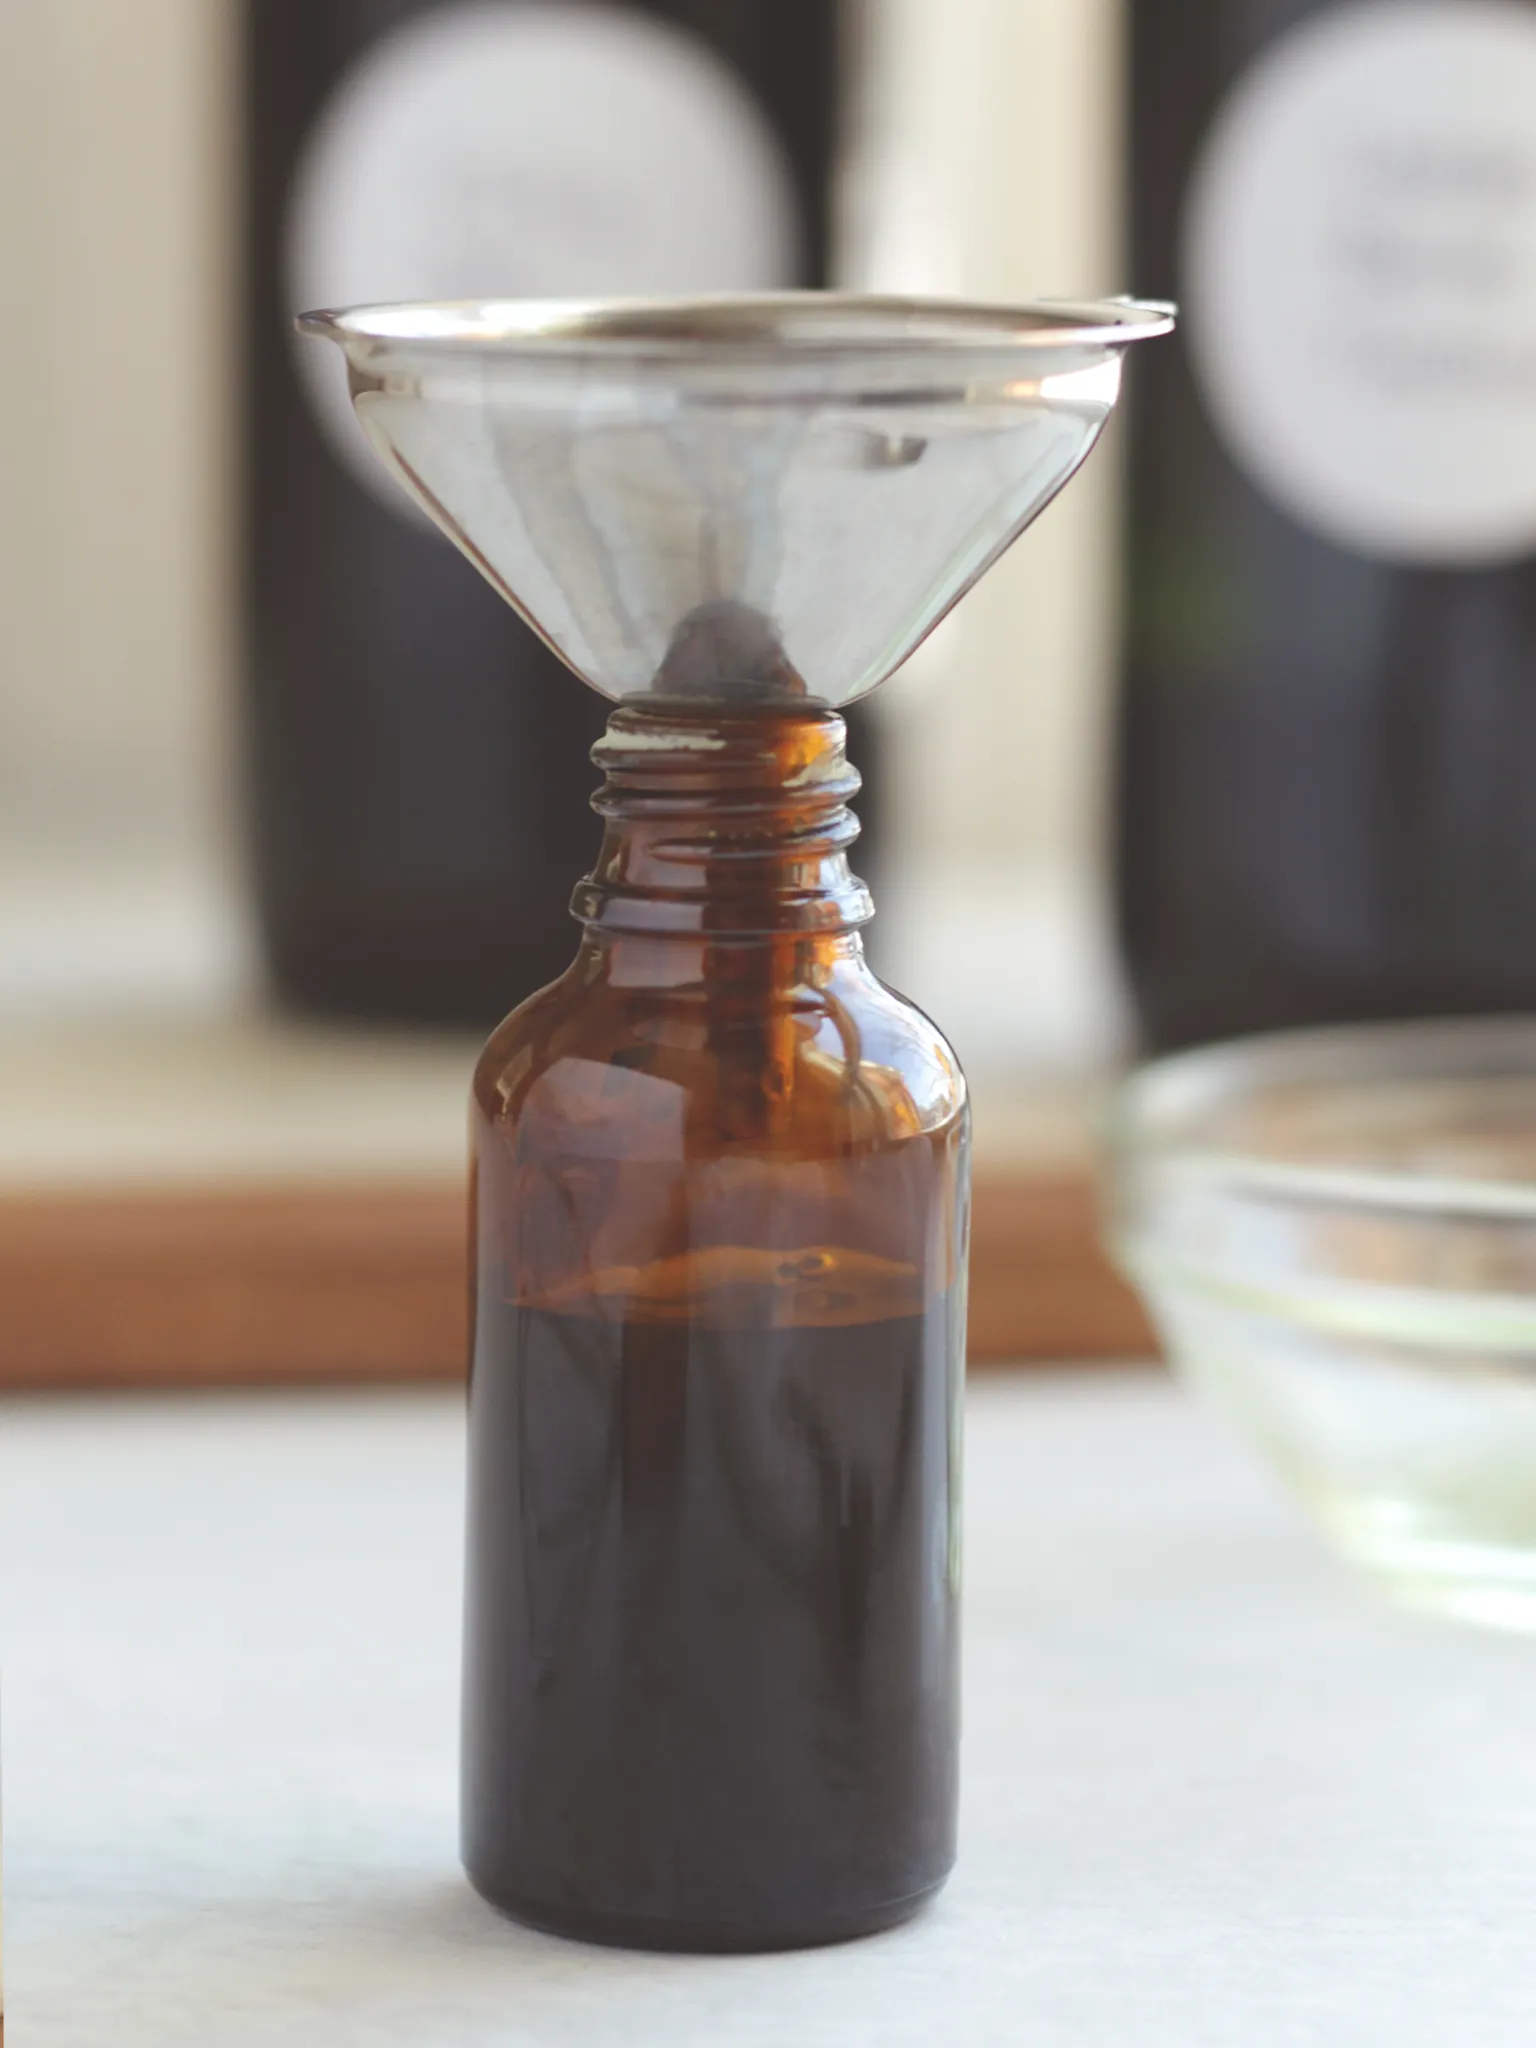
(3, 1372), (1535, 2046)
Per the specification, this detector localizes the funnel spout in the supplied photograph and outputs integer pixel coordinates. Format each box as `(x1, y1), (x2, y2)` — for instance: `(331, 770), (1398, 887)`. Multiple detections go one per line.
(654, 600), (807, 703)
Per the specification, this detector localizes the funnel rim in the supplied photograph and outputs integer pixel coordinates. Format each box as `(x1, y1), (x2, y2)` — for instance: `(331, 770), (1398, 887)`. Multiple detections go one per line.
(295, 290), (1176, 360)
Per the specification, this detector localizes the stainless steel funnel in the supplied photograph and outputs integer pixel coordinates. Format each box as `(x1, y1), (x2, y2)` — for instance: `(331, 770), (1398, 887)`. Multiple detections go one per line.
(297, 293), (1173, 707)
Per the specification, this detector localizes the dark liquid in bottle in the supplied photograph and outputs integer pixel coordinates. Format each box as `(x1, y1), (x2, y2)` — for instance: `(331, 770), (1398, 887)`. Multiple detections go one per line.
(463, 1282), (961, 1951)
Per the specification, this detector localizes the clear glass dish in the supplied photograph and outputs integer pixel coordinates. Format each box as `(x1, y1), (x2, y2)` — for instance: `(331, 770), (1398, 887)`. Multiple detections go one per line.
(1106, 1018), (1536, 1629)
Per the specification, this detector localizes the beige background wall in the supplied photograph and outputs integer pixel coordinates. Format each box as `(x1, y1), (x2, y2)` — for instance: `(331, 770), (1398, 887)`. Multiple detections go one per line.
(0, 0), (1124, 1059)
(846, 0), (1122, 864)
(0, 0), (243, 1008)
(845, 0), (1127, 1067)
(0, 0), (236, 857)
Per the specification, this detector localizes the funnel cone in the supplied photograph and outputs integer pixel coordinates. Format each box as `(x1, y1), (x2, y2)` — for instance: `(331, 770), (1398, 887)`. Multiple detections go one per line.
(297, 294), (1173, 708)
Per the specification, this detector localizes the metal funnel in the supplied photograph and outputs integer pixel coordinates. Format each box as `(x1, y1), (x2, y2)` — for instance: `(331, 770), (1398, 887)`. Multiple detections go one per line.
(297, 293), (1173, 707)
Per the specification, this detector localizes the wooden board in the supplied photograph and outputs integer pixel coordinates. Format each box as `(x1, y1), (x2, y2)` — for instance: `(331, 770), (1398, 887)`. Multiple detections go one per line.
(0, 1174), (1154, 1390)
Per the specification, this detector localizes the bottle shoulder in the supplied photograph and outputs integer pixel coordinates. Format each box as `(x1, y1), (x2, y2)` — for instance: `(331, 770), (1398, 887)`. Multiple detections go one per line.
(472, 955), (965, 1159)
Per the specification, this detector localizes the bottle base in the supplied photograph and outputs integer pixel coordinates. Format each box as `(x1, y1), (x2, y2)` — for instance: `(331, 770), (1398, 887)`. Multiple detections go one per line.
(465, 1866), (951, 1954)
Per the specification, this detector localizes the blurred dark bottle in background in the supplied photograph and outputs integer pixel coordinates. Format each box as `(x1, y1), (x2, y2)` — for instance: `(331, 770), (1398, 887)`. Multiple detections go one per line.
(247, 0), (878, 1025)
(1119, 0), (1536, 1053)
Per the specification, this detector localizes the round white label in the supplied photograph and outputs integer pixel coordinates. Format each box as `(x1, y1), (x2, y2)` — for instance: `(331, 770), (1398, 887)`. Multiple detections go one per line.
(287, 0), (800, 518)
(1182, 0), (1536, 564)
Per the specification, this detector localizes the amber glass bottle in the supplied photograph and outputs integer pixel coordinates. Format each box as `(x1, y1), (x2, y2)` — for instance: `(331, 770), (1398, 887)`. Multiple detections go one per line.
(463, 697), (967, 1951)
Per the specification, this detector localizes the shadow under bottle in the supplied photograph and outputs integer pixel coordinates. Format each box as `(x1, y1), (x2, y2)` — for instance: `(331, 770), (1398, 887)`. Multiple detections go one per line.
(462, 697), (969, 1950)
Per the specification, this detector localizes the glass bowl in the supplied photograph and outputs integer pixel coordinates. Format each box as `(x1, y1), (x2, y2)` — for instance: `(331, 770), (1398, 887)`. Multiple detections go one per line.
(1106, 1018), (1536, 1629)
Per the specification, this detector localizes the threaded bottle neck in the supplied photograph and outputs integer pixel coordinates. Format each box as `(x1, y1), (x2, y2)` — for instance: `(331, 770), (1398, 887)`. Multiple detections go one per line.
(571, 698), (874, 941)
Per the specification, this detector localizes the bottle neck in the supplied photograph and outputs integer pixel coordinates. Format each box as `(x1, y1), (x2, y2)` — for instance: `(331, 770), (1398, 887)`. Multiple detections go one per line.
(571, 698), (874, 953)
